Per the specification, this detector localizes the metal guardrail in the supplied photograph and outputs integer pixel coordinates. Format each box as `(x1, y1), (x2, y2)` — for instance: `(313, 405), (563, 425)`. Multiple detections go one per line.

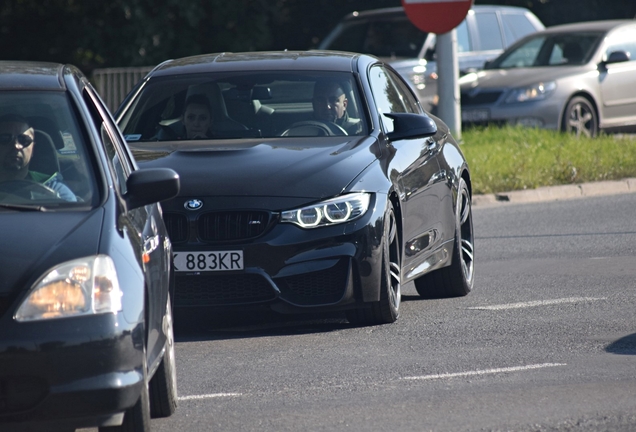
(91, 66), (154, 112)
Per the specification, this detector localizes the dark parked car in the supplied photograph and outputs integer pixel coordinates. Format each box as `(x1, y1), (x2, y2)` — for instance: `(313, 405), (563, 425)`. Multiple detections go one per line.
(0, 62), (180, 431)
(116, 50), (474, 326)
(459, 20), (636, 137)
(319, 5), (544, 111)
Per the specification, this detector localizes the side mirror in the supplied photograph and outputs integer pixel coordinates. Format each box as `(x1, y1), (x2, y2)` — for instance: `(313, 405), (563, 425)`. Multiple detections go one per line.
(385, 113), (438, 141)
(605, 50), (630, 65)
(124, 168), (180, 210)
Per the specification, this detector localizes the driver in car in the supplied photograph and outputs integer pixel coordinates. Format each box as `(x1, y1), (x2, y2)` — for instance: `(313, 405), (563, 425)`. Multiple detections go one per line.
(312, 81), (362, 135)
(0, 114), (76, 201)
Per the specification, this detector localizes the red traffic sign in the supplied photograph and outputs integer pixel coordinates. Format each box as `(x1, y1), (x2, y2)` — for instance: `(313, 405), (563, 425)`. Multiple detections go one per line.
(401, 0), (473, 34)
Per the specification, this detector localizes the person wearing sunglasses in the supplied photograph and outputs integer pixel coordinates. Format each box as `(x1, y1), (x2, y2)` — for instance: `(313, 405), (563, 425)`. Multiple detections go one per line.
(0, 114), (76, 201)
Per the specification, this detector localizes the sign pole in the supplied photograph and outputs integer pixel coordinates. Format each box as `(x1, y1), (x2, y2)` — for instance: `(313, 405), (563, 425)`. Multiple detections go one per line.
(400, 0), (472, 140)
(437, 29), (461, 139)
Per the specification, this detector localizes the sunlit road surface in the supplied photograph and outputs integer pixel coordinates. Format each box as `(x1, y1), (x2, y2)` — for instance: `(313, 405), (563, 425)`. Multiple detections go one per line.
(80, 193), (636, 432)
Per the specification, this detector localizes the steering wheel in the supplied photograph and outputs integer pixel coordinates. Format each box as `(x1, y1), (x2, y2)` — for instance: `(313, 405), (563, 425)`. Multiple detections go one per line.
(280, 120), (348, 137)
(0, 179), (61, 200)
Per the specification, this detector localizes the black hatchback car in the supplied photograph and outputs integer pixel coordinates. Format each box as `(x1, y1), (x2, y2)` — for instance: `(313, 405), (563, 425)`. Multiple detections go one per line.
(0, 62), (180, 431)
(116, 51), (474, 326)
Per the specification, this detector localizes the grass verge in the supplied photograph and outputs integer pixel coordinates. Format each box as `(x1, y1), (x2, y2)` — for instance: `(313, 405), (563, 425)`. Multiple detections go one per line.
(460, 126), (636, 195)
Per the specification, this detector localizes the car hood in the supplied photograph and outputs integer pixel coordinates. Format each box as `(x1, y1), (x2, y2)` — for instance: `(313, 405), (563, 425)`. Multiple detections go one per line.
(460, 66), (591, 90)
(133, 136), (380, 204)
(0, 210), (104, 296)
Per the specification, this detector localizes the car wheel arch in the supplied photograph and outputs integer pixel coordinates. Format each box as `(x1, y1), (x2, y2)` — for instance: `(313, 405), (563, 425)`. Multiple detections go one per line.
(389, 191), (403, 252)
(461, 170), (472, 199)
(560, 92), (600, 133)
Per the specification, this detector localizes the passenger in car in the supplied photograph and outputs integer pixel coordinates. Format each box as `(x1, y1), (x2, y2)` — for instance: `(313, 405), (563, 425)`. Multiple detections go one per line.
(183, 93), (213, 139)
(0, 114), (76, 201)
(312, 81), (362, 135)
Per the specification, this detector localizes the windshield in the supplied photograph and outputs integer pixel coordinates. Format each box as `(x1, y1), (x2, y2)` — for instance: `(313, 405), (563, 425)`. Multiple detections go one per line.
(118, 71), (368, 141)
(0, 92), (97, 209)
(488, 31), (604, 69)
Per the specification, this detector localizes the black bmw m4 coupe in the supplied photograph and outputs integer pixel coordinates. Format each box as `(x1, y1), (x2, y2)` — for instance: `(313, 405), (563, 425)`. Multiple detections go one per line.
(116, 50), (474, 326)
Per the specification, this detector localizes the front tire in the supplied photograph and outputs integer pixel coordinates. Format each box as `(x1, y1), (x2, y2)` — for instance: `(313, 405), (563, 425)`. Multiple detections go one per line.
(415, 178), (474, 298)
(347, 201), (401, 325)
(149, 294), (178, 418)
(562, 96), (598, 138)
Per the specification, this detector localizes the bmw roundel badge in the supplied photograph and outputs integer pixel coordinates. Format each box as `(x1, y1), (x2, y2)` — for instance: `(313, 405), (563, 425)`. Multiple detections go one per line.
(184, 199), (203, 211)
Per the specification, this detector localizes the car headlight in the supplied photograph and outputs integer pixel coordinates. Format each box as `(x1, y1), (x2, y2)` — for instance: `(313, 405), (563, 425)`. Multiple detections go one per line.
(505, 81), (556, 103)
(281, 193), (371, 229)
(15, 255), (123, 322)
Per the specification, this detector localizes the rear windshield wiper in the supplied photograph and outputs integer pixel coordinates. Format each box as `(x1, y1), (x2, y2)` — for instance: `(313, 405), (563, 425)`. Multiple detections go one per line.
(0, 203), (49, 212)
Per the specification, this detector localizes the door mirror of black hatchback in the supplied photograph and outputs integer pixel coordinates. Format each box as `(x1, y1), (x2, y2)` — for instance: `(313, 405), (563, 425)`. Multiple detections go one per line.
(385, 113), (438, 141)
(124, 168), (180, 210)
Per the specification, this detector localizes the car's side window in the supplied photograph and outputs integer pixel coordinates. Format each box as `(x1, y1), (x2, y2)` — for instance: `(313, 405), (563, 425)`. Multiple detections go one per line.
(426, 20), (471, 61)
(501, 14), (539, 46)
(101, 126), (129, 195)
(474, 12), (504, 51)
(369, 65), (412, 133)
(386, 70), (420, 114)
(456, 20), (472, 53)
(83, 86), (133, 195)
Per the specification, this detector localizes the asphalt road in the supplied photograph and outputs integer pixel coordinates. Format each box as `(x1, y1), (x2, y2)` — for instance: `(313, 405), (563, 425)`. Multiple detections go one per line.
(84, 192), (636, 432)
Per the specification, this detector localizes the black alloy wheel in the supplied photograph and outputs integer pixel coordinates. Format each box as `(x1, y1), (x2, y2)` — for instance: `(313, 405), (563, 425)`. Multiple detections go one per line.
(415, 177), (474, 298)
(562, 96), (598, 138)
(347, 201), (401, 325)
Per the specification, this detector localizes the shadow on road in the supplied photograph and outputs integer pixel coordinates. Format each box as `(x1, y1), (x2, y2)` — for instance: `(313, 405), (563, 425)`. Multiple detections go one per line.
(605, 333), (636, 355)
(174, 308), (351, 342)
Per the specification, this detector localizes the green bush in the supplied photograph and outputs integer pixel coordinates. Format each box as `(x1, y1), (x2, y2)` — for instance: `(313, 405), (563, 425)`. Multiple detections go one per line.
(461, 126), (636, 195)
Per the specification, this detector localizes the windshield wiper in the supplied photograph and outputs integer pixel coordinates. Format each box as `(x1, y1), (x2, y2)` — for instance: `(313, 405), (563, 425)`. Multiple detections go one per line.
(0, 203), (49, 212)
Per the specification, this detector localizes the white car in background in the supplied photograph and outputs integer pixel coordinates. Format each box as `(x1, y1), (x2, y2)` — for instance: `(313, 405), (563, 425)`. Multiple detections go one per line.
(319, 5), (544, 112)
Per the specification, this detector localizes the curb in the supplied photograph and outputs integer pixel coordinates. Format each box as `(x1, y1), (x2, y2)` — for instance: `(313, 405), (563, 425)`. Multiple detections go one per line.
(472, 178), (636, 207)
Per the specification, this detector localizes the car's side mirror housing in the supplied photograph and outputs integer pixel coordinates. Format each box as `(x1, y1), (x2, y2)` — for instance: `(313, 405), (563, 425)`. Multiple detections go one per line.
(601, 50), (630, 68)
(124, 168), (180, 210)
(385, 113), (438, 141)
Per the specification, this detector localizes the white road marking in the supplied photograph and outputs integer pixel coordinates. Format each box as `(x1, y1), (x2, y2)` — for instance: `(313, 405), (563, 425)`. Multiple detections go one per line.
(403, 363), (566, 381)
(466, 297), (606, 311)
(178, 393), (242, 401)
(180, 364), (566, 400)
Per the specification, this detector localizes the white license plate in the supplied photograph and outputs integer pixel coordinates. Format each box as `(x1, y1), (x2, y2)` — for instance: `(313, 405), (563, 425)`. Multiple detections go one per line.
(462, 109), (490, 122)
(173, 251), (244, 272)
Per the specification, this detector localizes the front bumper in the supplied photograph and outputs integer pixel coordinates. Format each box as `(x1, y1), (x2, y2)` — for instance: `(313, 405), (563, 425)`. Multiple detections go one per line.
(0, 311), (144, 431)
(461, 96), (563, 130)
(167, 197), (387, 313)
